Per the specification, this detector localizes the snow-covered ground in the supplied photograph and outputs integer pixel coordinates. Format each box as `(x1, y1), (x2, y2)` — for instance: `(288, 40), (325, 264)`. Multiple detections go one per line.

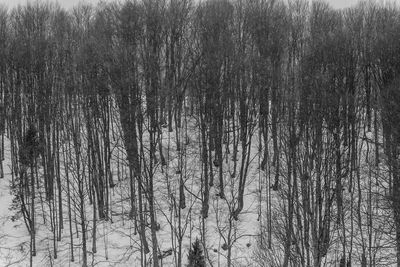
(0, 122), (261, 266)
(0, 118), (397, 266)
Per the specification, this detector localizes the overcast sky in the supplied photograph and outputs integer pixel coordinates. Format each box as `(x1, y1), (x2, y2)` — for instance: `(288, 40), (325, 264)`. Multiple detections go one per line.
(0, 0), (398, 10)
(0, 0), (102, 9)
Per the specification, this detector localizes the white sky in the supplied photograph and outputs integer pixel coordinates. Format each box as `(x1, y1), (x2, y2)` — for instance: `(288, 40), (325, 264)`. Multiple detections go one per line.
(0, 0), (398, 10)
(0, 0), (107, 10)
(328, 0), (399, 8)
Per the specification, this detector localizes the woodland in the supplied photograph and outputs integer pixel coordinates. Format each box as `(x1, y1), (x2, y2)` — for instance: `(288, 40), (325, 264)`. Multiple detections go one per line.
(0, 0), (400, 266)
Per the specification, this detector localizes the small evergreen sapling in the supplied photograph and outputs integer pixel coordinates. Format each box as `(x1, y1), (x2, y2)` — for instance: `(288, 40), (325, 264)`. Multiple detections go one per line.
(187, 238), (206, 267)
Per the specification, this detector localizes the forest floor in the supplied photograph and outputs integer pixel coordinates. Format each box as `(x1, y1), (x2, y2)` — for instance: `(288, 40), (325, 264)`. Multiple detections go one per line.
(0, 124), (398, 266)
(0, 126), (261, 266)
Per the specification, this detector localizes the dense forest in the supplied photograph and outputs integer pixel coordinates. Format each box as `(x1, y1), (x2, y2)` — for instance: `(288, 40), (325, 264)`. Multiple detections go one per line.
(0, 0), (400, 266)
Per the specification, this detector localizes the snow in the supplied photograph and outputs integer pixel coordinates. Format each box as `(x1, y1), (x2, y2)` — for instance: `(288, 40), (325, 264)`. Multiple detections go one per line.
(0, 115), (398, 266)
(0, 122), (261, 266)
